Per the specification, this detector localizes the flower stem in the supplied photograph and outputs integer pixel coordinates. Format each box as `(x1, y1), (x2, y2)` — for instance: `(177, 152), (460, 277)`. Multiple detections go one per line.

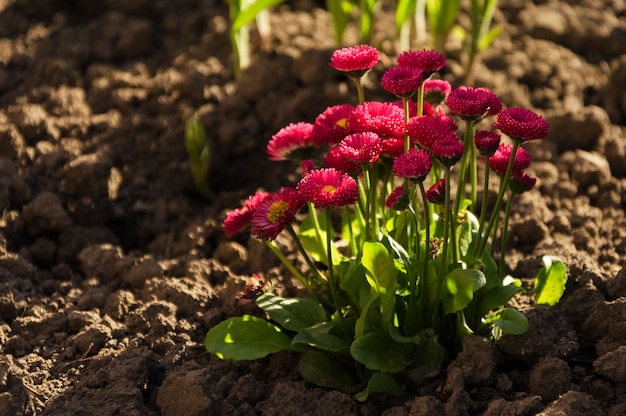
(326, 207), (349, 340)
(265, 239), (318, 302)
(354, 77), (365, 105)
(454, 120), (476, 220)
(499, 192), (514, 277)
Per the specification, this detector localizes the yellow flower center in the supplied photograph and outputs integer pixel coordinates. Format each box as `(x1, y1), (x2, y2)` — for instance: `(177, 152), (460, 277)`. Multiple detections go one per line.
(266, 201), (290, 224)
(323, 185), (337, 195)
(335, 118), (348, 130)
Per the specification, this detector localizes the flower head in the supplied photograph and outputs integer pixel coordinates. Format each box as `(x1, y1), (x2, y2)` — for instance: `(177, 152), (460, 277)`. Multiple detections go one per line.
(380, 138), (405, 158)
(300, 160), (315, 177)
(223, 191), (271, 237)
(406, 115), (457, 151)
(330, 45), (380, 78)
(350, 101), (405, 140)
(509, 172), (537, 194)
(426, 178), (446, 205)
(381, 66), (423, 98)
(493, 107), (550, 142)
(446, 86), (500, 121)
(324, 145), (362, 175)
(238, 274), (269, 311)
(431, 134), (464, 167)
(267, 122), (320, 162)
(393, 148), (432, 183)
(474, 130), (501, 157)
(397, 49), (446, 78)
(386, 186), (410, 211)
(297, 168), (359, 208)
(312, 104), (355, 145)
(339, 132), (383, 165)
(489, 143), (532, 176)
(251, 187), (305, 241)
(423, 79), (452, 106)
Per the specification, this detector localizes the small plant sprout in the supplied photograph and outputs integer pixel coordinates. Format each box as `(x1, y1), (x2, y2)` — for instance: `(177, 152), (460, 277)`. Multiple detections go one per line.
(184, 117), (213, 201)
(206, 46), (567, 398)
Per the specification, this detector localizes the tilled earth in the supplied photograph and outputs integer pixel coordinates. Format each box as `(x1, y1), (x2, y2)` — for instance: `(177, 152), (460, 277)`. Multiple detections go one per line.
(0, 0), (625, 415)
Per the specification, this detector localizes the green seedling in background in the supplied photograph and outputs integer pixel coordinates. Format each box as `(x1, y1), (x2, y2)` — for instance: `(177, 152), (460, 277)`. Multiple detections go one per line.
(184, 117), (213, 201)
(327, 0), (381, 45)
(463, 0), (501, 80)
(425, 0), (461, 52)
(228, 0), (285, 79)
(327, 0), (355, 45)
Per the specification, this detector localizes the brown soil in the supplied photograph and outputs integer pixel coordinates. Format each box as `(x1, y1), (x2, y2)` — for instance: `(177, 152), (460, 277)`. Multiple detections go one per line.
(1, 0), (625, 415)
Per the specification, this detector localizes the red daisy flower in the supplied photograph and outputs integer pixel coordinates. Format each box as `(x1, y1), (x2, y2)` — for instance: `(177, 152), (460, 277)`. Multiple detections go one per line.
(493, 107), (550, 142)
(323, 145), (362, 175)
(312, 104), (355, 145)
(397, 49), (446, 78)
(474, 130), (501, 157)
(339, 132), (383, 165)
(330, 44), (380, 78)
(300, 160), (315, 177)
(381, 66), (424, 98)
(251, 187), (304, 241)
(297, 168), (359, 208)
(406, 115), (457, 151)
(431, 134), (464, 167)
(267, 122), (320, 162)
(426, 178), (446, 205)
(393, 147), (432, 182)
(349, 101), (405, 140)
(489, 143), (532, 176)
(381, 138), (405, 158)
(386, 186), (410, 210)
(223, 191), (271, 237)
(423, 79), (452, 106)
(446, 86), (499, 121)
(477, 87), (502, 116)
(509, 172), (537, 194)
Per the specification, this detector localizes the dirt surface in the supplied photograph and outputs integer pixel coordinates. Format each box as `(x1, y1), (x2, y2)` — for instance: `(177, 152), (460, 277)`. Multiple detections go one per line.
(1, 0), (625, 415)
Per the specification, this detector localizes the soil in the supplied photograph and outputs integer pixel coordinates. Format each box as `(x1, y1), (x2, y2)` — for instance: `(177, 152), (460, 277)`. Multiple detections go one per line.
(0, 0), (625, 415)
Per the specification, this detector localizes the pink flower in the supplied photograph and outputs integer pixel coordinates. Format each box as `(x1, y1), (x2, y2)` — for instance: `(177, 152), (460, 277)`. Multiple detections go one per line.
(426, 178), (446, 204)
(493, 107), (550, 142)
(446, 86), (500, 120)
(312, 104), (355, 145)
(393, 148), (432, 182)
(509, 172), (537, 194)
(381, 66), (423, 98)
(431, 134), (464, 167)
(474, 130), (501, 157)
(386, 186), (410, 210)
(423, 79), (452, 106)
(406, 115), (457, 151)
(489, 143), (532, 176)
(237, 274), (269, 311)
(381, 138), (405, 158)
(223, 191), (271, 237)
(300, 160), (315, 177)
(397, 49), (446, 78)
(251, 187), (304, 241)
(267, 122), (320, 162)
(339, 132), (383, 165)
(349, 101), (405, 140)
(297, 168), (359, 208)
(330, 45), (380, 78)
(323, 145), (362, 175)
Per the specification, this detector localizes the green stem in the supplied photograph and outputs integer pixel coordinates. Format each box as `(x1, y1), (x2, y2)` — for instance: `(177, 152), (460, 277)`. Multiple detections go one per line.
(499, 192), (514, 277)
(307, 202), (327, 265)
(354, 77), (365, 105)
(418, 181), (430, 282)
(326, 207), (349, 340)
(475, 159), (491, 261)
(403, 97), (411, 153)
(454, 120), (476, 220)
(265, 240), (318, 302)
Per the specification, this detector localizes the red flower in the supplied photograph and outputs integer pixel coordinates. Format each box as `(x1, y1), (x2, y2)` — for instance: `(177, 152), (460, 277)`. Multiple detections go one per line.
(267, 122), (320, 162)
(386, 186), (410, 210)
(393, 148), (432, 182)
(509, 172), (537, 194)
(489, 143), (532, 176)
(312, 104), (355, 145)
(406, 115), (457, 151)
(300, 160), (315, 177)
(339, 132), (383, 165)
(223, 191), (271, 237)
(237, 274), (269, 311)
(381, 66), (423, 98)
(251, 187), (304, 241)
(381, 138), (405, 158)
(423, 79), (452, 106)
(397, 49), (446, 78)
(431, 134), (464, 167)
(297, 168), (359, 208)
(474, 130), (501, 157)
(426, 178), (446, 204)
(330, 45), (380, 78)
(349, 101), (405, 140)
(493, 107), (550, 142)
(323, 145), (362, 175)
(446, 86), (500, 120)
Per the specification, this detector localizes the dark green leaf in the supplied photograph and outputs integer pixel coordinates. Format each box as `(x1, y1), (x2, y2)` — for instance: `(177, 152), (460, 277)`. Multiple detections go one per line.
(256, 292), (327, 332)
(355, 372), (406, 402)
(292, 321), (350, 353)
(350, 332), (407, 373)
(487, 308), (528, 337)
(298, 350), (357, 390)
(442, 268), (486, 314)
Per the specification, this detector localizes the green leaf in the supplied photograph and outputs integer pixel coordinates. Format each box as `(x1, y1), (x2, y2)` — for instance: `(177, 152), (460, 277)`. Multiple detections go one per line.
(534, 256), (567, 306)
(361, 242), (398, 329)
(256, 292), (327, 332)
(487, 307), (529, 337)
(233, 0), (285, 32)
(350, 332), (407, 373)
(339, 259), (367, 308)
(355, 372), (406, 402)
(476, 283), (525, 319)
(205, 315), (295, 360)
(298, 350), (357, 390)
(292, 321), (350, 354)
(395, 0), (417, 32)
(442, 268), (486, 314)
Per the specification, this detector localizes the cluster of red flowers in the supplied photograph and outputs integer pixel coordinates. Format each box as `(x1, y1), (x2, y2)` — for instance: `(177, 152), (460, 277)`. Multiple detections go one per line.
(224, 45), (550, 241)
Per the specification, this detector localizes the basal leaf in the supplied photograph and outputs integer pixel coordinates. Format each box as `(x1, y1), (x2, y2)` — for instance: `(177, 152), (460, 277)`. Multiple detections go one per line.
(534, 256), (567, 306)
(442, 268), (486, 314)
(361, 242), (398, 329)
(350, 332), (407, 373)
(355, 372), (405, 402)
(204, 315), (295, 360)
(487, 308), (529, 338)
(256, 292), (327, 332)
(298, 350), (357, 390)
(292, 321), (350, 353)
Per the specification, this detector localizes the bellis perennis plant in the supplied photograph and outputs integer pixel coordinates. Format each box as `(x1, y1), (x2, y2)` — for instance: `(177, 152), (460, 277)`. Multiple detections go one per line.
(206, 45), (567, 399)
